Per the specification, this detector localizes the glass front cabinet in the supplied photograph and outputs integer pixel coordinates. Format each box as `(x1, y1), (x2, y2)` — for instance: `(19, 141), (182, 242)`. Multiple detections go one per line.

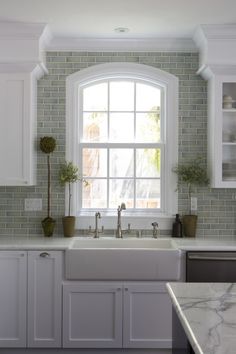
(208, 75), (236, 188)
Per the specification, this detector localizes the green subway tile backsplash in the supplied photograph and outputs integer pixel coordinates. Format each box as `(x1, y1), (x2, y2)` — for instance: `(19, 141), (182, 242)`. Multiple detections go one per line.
(0, 51), (235, 237)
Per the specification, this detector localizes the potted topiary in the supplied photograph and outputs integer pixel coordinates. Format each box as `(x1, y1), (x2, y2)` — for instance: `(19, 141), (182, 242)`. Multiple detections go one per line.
(173, 157), (209, 237)
(40, 136), (56, 237)
(59, 161), (87, 237)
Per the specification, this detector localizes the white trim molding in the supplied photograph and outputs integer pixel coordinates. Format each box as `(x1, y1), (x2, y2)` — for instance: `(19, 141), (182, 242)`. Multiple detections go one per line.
(66, 62), (178, 229)
(47, 37), (196, 52)
(194, 24), (236, 73)
(0, 21), (50, 76)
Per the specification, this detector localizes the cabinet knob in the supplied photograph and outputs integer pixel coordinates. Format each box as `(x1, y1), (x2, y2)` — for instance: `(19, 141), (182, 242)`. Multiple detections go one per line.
(125, 287), (128, 291)
(116, 287), (121, 291)
(39, 252), (50, 258)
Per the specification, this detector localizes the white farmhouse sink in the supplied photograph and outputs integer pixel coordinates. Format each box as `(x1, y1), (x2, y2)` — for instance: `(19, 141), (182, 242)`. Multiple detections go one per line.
(65, 237), (181, 281)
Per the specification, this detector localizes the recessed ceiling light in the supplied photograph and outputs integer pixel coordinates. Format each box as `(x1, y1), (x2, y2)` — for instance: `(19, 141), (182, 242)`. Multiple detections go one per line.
(114, 27), (130, 33)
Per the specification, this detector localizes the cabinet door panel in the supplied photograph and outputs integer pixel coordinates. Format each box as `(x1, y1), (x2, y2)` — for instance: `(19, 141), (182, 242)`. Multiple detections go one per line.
(0, 73), (36, 186)
(27, 251), (63, 347)
(123, 282), (172, 348)
(63, 282), (122, 348)
(0, 251), (27, 347)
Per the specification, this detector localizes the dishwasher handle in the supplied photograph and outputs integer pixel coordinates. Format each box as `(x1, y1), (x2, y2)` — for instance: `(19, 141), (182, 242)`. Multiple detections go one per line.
(187, 253), (236, 261)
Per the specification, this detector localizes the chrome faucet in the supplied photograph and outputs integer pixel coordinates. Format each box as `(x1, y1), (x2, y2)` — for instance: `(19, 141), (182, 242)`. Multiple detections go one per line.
(116, 203), (131, 238)
(89, 212), (104, 238)
(151, 222), (159, 238)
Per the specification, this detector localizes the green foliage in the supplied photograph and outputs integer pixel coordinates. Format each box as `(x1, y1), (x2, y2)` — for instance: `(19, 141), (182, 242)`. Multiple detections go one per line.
(40, 136), (56, 154)
(59, 161), (83, 185)
(173, 158), (209, 188)
(59, 161), (88, 216)
(173, 157), (209, 214)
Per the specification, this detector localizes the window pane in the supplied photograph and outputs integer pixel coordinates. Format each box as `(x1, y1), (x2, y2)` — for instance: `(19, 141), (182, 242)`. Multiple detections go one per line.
(136, 83), (161, 111)
(83, 112), (107, 142)
(83, 149), (107, 177)
(110, 81), (134, 111)
(136, 149), (160, 177)
(110, 113), (134, 141)
(110, 149), (134, 177)
(83, 83), (108, 111)
(136, 179), (160, 209)
(82, 179), (107, 208)
(136, 112), (160, 142)
(109, 179), (134, 208)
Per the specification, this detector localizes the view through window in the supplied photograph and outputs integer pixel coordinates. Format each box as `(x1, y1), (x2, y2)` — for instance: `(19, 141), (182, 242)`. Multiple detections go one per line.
(79, 79), (164, 210)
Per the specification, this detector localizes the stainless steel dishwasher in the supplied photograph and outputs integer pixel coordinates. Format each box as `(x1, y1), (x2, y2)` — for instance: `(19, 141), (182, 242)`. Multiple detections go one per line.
(186, 251), (236, 282)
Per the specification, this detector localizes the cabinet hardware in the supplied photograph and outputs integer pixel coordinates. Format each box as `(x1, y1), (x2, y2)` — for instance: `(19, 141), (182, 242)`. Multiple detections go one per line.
(125, 287), (129, 291)
(116, 287), (121, 291)
(39, 252), (50, 258)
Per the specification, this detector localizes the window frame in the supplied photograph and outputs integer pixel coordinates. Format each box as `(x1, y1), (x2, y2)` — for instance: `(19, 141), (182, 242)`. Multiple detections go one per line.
(66, 63), (178, 229)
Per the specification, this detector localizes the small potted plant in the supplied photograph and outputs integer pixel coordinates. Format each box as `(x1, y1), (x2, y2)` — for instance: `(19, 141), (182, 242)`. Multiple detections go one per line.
(173, 157), (209, 237)
(40, 136), (56, 237)
(59, 161), (87, 237)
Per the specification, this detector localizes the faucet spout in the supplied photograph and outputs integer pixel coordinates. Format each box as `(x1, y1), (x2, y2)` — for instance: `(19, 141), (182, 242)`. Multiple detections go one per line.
(116, 203), (126, 238)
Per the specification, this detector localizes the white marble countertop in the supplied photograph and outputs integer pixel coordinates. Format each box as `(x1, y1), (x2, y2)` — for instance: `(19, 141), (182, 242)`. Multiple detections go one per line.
(167, 282), (236, 354)
(0, 235), (236, 250)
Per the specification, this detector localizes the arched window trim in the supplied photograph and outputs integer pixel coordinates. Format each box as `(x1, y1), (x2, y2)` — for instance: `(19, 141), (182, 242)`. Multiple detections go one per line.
(66, 63), (178, 230)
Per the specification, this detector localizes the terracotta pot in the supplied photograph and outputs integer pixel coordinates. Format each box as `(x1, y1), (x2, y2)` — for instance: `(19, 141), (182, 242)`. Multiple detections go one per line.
(182, 215), (198, 238)
(42, 217), (56, 237)
(62, 216), (75, 237)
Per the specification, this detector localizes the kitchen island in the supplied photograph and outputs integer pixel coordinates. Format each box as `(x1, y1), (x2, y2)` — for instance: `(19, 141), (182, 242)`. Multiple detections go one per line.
(167, 282), (236, 354)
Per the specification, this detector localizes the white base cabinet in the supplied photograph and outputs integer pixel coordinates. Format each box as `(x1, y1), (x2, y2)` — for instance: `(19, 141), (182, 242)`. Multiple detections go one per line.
(0, 251), (27, 347)
(63, 282), (123, 348)
(63, 281), (172, 349)
(123, 283), (172, 348)
(0, 251), (63, 348)
(27, 251), (63, 347)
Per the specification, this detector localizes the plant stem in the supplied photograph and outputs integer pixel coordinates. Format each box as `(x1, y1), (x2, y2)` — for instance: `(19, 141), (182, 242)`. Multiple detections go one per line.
(47, 155), (51, 218)
(188, 183), (191, 215)
(68, 182), (71, 217)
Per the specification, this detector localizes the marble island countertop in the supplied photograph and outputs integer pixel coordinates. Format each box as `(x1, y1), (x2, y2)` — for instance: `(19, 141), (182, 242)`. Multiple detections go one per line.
(167, 282), (236, 354)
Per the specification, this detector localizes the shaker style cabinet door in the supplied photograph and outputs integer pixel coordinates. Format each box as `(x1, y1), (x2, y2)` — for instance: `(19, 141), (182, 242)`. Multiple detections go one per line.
(123, 282), (172, 349)
(63, 282), (123, 348)
(0, 73), (37, 186)
(0, 251), (27, 347)
(27, 251), (63, 347)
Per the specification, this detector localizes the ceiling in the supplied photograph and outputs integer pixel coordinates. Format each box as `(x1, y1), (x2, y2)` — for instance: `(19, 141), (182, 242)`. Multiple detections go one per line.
(0, 0), (235, 39)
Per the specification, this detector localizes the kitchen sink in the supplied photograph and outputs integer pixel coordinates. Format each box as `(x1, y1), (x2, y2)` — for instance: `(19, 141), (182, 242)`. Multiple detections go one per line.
(70, 237), (175, 249)
(65, 237), (182, 281)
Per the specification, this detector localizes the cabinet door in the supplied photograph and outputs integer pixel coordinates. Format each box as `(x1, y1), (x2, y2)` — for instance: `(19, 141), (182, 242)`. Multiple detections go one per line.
(0, 73), (36, 186)
(123, 282), (172, 349)
(27, 251), (63, 347)
(63, 282), (122, 348)
(0, 251), (27, 347)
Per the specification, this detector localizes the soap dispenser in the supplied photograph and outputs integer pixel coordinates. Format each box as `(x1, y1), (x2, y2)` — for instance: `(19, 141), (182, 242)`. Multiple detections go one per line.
(172, 214), (183, 238)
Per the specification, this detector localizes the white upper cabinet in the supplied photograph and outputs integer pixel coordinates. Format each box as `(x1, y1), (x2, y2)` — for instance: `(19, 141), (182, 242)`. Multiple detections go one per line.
(0, 73), (37, 185)
(0, 21), (48, 186)
(208, 75), (236, 188)
(194, 25), (236, 188)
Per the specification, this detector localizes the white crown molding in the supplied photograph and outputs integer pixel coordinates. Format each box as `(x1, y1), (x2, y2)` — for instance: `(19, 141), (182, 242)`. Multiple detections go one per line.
(197, 64), (236, 80)
(47, 37), (197, 52)
(193, 24), (236, 76)
(0, 21), (49, 75)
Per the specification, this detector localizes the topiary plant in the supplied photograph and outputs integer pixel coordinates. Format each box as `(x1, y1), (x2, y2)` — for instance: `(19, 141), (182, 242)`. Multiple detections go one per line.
(173, 157), (209, 214)
(59, 161), (87, 217)
(40, 136), (56, 236)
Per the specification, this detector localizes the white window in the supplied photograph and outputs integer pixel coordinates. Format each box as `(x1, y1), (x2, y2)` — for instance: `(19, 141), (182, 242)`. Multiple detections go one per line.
(66, 63), (178, 229)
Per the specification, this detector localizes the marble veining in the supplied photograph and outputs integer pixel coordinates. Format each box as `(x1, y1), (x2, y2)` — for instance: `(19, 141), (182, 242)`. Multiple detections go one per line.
(167, 283), (236, 354)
